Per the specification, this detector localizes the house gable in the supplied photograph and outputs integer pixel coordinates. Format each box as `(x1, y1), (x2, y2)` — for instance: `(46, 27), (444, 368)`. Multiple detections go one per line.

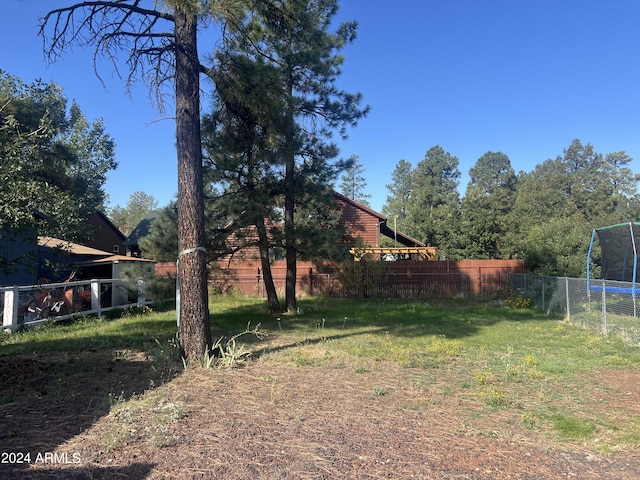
(87, 212), (127, 255)
(333, 192), (423, 248)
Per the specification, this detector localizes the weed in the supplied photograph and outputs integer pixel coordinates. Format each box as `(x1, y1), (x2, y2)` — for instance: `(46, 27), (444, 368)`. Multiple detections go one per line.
(474, 368), (496, 386)
(480, 383), (512, 408)
(198, 347), (219, 369)
(145, 337), (184, 373)
(120, 305), (153, 318)
(264, 375), (278, 404)
(148, 423), (175, 448)
(152, 400), (186, 422)
(191, 322), (268, 369)
(316, 318), (326, 341)
(439, 385), (453, 397)
(503, 294), (533, 309)
(521, 412), (539, 430)
(551, 413), (597, 440)
(427, 336), (463, 357)
(584, 336), (602, 353)
(46, 376), (72, 400)
(617, 417), (640, 447)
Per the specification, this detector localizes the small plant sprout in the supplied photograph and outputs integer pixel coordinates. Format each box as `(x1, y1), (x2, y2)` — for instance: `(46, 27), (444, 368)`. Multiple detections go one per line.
(196, 322), (268, 368)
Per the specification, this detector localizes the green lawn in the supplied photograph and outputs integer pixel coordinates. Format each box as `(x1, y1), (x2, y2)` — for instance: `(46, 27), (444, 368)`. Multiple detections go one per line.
(3, 295), (640, 451)
(3, 296), (639, 374)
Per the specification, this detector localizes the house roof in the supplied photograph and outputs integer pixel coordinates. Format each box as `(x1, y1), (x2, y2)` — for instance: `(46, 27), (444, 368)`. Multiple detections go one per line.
(379, 223), (424, 247)
(124, 210), (160, 246)
(333, 191), (385, 221)
(72, 255), (155, 266)
(38, 237), (155, 268)
(38, 236), (113, 256)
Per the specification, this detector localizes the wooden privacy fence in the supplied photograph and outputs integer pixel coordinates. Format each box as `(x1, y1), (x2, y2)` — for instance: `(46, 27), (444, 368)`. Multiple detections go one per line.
(2, 278), (149, 332)
(202, 260), (525, 299)
(223, 271), (515, 299)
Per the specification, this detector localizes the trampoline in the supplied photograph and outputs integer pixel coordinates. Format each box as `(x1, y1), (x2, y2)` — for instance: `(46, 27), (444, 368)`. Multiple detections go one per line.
(587, 222), (640, 296)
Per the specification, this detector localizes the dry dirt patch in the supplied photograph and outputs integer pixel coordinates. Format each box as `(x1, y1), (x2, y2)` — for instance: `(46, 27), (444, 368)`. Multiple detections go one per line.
(2, 350), (639, 479)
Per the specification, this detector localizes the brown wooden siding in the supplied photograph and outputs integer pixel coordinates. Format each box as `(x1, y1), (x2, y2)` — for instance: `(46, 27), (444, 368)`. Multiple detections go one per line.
(86, 212), (126, 254)
(335, 196), (383, 248)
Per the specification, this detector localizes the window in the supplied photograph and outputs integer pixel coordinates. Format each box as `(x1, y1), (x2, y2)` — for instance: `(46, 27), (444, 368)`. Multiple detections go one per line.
(113, 244), (120, 254)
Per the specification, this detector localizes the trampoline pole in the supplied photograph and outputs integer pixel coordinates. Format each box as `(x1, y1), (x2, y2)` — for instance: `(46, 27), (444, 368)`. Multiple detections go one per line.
(587, 230), (595, 306)
(630, 222), (638, 318)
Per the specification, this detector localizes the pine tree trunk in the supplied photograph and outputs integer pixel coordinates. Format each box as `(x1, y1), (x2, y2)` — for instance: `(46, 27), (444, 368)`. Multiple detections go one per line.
(284, 157), (296, 312)
(256, 217), (280, 314)
(284, 70), (297, 313)
(174, 9), (211, 359)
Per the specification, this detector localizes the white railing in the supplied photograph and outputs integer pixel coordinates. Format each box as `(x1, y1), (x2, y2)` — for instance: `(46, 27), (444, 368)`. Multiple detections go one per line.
(1, 278), (148, 332)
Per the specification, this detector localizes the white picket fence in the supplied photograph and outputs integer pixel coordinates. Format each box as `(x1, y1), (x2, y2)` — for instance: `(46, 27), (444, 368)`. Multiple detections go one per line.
(1, 278), (149, 332)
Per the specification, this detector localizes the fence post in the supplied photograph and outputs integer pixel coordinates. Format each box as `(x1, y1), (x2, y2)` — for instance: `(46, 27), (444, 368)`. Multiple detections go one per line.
(565, 277), (570, 320)
(137, 279), (146, 307)
(91, 280), (101, 317)
(3, 287), (19, 332)
(601, 280), (608, 336)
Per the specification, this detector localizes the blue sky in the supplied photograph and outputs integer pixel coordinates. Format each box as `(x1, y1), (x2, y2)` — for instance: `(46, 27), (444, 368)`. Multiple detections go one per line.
(3, 0), (640, 213)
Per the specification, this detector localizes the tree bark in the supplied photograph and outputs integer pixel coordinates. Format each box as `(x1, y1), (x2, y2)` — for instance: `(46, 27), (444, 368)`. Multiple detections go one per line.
(284, 69), (297, 313)
(174, 9), (211, 359)
(255, 217), (280, 314)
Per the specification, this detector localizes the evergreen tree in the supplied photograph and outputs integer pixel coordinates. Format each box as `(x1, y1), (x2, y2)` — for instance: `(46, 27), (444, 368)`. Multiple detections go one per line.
(383, 159), (413, 219)
(408, 146), (461, 256)
(239, 0), (368, 311)
(382, 159), (413, 242)
(508, 139), (638, 276)
(339, 155), (371, 206)
(202, 50), (286, 314)
(460, 151), (517, 259)
(109, 191), (158, 236)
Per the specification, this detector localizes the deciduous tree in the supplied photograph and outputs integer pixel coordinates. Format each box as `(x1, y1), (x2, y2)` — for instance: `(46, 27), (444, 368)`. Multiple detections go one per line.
(0, 71), (116, 242)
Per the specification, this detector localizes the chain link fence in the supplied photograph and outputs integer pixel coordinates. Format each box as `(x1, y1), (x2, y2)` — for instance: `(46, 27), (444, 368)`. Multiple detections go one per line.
(508, 273), (640, 344)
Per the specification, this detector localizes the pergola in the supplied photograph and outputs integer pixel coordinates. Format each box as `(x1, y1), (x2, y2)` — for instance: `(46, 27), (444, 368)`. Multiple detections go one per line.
(349, 246), (437, 261)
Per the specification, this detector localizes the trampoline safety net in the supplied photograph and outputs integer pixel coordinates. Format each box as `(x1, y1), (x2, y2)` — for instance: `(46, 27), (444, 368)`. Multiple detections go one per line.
(593, 222), (640, 282)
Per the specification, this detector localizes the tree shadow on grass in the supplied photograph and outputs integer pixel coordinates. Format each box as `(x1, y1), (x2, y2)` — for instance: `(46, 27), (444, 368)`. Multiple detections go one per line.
(210, 296), (563, 345)
(0, 349), (180, 479)
(251, 327), (388, 358)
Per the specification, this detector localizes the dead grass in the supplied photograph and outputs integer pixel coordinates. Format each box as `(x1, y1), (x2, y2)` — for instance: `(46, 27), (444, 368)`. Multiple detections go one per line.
(1, 345), (639, 479)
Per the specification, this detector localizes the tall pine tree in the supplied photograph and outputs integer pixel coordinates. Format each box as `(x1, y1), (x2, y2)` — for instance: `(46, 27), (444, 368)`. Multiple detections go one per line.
(239, 0), (368, 311)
